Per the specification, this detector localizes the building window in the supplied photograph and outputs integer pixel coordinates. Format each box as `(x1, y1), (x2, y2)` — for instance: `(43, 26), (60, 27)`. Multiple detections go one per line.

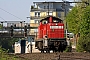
(50, 5), (52, 8)
(47, 11), (52, 15)
(58, 12), (61, 17)
(35, 12), (37, 17)
(35, 20), (40, 23)
(34, 29), (38, 33)
(38, 12), (40, 17)
(47, 6), (49, 9)
(44, 6), (46, 9)
(35, 12), (40, 17)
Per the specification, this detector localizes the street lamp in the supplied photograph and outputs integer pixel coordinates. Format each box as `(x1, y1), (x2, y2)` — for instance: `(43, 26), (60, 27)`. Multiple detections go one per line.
(1, 22), (3, 31)
(20, 22), (23, 34)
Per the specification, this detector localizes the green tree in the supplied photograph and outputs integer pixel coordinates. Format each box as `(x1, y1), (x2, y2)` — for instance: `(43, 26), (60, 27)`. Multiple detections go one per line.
(80, 6), (90, 36)
(66, 6), (83, 34)
(76, 6), (90, 52)
(66, 0), (90, 52)
(0, 24), (2, 29)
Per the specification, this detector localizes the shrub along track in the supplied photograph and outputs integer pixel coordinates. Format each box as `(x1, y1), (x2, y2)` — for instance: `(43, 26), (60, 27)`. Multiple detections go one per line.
(15, 52), (90, 60)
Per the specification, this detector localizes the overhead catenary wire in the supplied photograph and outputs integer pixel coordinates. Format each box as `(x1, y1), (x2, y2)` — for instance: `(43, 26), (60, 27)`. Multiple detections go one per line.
(0, 7), (23, 20)
(0, 16), (5, 20)
(0, 16), (7, 23)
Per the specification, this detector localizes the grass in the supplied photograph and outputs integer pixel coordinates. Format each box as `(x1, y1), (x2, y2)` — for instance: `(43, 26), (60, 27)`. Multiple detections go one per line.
(0, 53), (23, 60)
(0, 47), (27, 60)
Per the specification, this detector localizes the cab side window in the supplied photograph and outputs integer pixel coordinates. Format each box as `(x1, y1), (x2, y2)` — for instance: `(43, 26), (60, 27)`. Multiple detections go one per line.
(42, 20), (48, 24)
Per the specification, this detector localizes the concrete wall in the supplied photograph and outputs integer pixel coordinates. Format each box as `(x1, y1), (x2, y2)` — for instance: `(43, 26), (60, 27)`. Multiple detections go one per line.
(26, 42), (40, 53)
(14, 40), (40, 53)
(14, 42), (21, 53)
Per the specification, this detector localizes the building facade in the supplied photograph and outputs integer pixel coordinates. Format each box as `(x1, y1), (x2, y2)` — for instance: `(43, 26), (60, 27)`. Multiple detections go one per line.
(30, 1), (73, 39)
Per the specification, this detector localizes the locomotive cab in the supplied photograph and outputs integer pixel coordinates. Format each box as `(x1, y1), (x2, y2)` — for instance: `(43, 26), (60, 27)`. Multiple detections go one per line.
(40, 16), (62, 24)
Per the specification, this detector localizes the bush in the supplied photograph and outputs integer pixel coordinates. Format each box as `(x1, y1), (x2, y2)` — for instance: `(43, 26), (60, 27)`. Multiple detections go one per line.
(64, 42), (72, 52)
(76, 33), (90, 52)
(0, 46), (21, 60)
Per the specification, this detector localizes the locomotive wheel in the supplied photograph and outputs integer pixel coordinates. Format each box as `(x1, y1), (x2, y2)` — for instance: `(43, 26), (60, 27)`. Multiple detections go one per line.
(58, 47), (63, 52)
(58, 42), (64, 52)
(61, 49), (63, 52)
(38, 41), (43, 50)
(53, 47), (57, 53)
(41, 50), (44, 53)
(46, 50), (50, 53)
(61, 43), (64, 52)
(53, 50), (57, 53)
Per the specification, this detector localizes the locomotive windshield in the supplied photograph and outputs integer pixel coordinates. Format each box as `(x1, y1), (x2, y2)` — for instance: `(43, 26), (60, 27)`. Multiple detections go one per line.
(53, 19), (60, 23)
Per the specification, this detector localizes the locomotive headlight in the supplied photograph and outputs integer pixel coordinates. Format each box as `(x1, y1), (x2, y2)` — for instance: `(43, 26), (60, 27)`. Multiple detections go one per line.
(45, 35), (47, 38)
(56, 23), (58, 25)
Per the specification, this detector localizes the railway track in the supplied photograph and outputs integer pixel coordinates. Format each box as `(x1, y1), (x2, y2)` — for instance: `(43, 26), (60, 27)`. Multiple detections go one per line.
(15, 52), (90, 60)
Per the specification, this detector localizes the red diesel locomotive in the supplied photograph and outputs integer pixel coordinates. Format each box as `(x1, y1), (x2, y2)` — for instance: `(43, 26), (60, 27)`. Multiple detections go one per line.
(35, 16), (67, 53)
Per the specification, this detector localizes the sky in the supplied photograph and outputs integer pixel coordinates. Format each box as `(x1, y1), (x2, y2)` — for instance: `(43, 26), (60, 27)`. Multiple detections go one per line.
(0, 0), (74, 23)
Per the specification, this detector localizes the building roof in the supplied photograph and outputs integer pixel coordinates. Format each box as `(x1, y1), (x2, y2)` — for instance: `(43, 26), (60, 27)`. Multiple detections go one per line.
(33, 1), (82, 4)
